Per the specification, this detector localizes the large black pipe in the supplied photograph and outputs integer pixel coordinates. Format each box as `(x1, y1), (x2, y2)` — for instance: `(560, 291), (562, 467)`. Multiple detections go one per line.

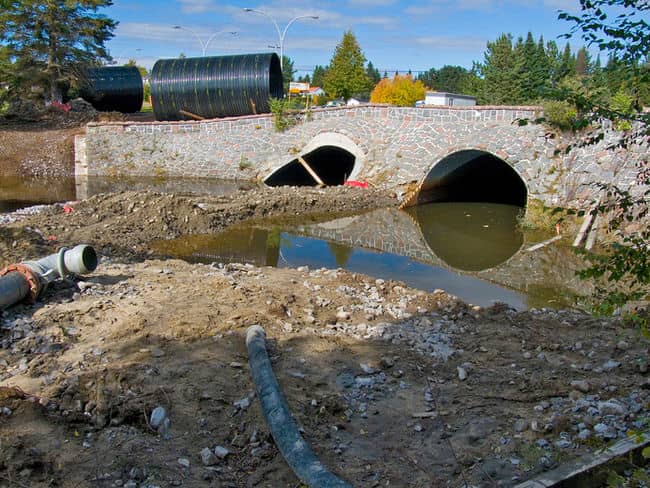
(150, 53), (283, 121)
(79, 66), (144, 113)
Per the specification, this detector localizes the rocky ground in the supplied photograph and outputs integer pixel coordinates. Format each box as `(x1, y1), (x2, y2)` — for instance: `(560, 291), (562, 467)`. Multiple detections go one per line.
(0, 111), (649, 487)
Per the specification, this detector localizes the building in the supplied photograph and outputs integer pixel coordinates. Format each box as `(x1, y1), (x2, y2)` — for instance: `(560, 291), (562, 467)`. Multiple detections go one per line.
(421, 91), (476, 107)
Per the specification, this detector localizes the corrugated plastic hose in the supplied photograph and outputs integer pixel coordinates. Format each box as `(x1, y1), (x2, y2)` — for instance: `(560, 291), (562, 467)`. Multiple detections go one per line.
(246, 325), (353, 488)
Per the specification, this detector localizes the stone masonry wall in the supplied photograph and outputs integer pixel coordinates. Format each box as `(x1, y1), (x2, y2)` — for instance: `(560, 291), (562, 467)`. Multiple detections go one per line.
(77, 105), (645, 208)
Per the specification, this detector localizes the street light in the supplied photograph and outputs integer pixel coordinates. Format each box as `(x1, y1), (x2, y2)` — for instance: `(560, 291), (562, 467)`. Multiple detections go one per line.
(243, 8), (318, 71)
(172, 25), (238, 56)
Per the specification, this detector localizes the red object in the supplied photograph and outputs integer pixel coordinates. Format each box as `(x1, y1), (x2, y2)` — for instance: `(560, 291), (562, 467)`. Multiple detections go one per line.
(63, 204), (74, 213)
(47, 235), (57, 242)
(51, 100), (71, 112)
(344, 180), (369, 188)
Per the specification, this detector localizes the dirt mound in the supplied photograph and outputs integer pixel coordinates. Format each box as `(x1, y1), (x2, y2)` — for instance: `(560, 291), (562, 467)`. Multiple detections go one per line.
(2, 187), (397, 266)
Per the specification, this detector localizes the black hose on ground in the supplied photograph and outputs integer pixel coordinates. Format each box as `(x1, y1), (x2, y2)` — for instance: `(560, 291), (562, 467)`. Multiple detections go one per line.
(246, 325), (353, 488)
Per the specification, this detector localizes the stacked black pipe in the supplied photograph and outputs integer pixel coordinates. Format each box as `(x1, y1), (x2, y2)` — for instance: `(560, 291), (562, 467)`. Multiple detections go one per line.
(150, 53), (283, 121)
(79, 66), (144, 113)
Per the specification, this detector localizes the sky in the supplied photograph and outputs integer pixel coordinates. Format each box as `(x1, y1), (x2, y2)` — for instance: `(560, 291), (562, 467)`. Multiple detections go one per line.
(104, 0), (585, 78)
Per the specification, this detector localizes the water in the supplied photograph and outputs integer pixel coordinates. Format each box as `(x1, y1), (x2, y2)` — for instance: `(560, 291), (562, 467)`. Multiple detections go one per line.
(0, 175), (255, 213)
(153, 202), (583, 310)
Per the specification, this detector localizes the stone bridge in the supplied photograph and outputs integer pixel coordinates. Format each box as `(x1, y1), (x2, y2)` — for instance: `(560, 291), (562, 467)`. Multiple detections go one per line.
(76, 105), (644, 209)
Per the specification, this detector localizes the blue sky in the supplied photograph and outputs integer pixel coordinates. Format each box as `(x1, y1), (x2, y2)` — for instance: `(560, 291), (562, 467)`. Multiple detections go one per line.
(104, 0), (583, 77)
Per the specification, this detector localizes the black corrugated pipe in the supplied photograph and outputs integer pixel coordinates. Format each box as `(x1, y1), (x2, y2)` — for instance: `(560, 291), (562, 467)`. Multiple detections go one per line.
(150, 53), (283, 121)
(246, 325), (353, 488)
(79, 66), (144, 113)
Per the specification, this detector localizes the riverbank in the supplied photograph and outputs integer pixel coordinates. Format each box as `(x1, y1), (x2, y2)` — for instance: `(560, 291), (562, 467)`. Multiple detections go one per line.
(0, 187), (648, 487)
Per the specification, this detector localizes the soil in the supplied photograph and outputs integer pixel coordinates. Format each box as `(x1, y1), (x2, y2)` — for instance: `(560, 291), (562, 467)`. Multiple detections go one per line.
(1, 112), (649, 488)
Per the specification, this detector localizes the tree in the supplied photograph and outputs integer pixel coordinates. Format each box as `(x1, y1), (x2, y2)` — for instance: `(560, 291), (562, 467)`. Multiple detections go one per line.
(370, 74), (426, 106)
(281, 55), (295, 94)
(417, 68), (437, 89)
(558, 0), (650, 314)
(480, 33), (517, 104)
(0, 0), (117, 102)
(366, 61), (381, 88)
(311, 65), (327, 88)
(323, 30), (369, 99)
(125, 59), (148, 78)
(436, 65), (470, 94)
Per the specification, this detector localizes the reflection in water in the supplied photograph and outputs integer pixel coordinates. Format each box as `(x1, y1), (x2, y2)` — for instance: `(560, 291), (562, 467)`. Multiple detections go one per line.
(152, 202), (534, 309)
(0, 176), (75, 213)
(0, 175), (255, 213)
(406, 202), (523, 271)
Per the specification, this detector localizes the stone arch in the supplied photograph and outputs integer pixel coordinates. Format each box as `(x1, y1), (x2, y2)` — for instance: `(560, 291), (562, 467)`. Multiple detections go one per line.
(401, 149), (528, 208)
(264, 132), (365, 187)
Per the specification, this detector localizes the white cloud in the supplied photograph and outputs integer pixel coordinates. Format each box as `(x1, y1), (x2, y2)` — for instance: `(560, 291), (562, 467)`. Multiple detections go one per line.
(404, 5), (437, 15)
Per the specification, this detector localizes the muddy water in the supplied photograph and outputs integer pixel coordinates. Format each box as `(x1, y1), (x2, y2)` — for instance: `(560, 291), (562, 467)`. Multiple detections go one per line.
(153, 202), (583, 310)
(0, 175), (255, 212)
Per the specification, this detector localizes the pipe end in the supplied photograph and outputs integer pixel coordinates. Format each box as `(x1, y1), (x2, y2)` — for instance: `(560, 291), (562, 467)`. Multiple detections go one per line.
(66, 245), (99, 274)
(246, 325), (266, 347)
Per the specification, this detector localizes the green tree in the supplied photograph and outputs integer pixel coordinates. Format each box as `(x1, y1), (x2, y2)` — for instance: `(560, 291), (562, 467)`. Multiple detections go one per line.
(125, 59), (148, 78)
(311, 65), (327, 87)
(282, 55), (295, 94)
(366, 60), (381, 88)
(417, 67), (437, 89)
(575, 47), (591, 76)
(559, 0), (650, 314)
(436, 65), (470, 94)
(323, 31), (369, 100)
(0, 0), (117, 102)
(480, 33), (517, 104)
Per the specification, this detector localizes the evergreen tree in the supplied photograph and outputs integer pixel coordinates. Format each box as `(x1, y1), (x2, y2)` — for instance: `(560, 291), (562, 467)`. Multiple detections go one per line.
(281, 56), (295, 93)
(557, 42), (575, 81)
(417, 68), (437, 89)
(546, 40), (562, 87)
(383, 70), (388, 79)
(480, 33), (517, 104)
(311, 65), (327, 87)
(512, 32), (549, 102)
(459, 62), (485, 101)
(365, 61), (381, 87)
(436, 65), (470, 94)
(323, 30), (369, 100)
(0, 0), (117, 102)
(575, 47), (590, 76)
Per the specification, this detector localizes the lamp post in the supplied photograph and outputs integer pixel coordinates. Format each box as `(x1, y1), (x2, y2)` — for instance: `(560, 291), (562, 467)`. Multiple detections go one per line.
(243, 8), (318, 71)
(172, 25), (238, 56)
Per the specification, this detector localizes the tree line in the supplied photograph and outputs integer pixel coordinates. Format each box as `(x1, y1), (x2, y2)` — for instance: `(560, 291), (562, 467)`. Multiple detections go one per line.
(297, 29), (648, 111)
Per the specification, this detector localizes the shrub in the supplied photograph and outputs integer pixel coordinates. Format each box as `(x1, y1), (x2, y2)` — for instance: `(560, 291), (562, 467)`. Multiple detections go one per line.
(542, 100), (578, 131)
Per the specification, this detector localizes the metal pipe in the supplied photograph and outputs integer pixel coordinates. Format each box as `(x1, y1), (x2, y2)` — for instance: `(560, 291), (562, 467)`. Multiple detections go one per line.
(0, 245), (98, 310)
(246, 325), (352, 488)
(0, 272), (31, 309)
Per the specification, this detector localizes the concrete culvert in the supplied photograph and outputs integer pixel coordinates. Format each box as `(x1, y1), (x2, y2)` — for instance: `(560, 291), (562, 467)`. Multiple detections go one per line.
(265, 145), (356, 187)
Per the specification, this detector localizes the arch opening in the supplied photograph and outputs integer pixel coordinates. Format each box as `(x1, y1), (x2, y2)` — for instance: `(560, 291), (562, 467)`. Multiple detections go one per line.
(264, 145), (356, 187)
(416, 150), (527, 207)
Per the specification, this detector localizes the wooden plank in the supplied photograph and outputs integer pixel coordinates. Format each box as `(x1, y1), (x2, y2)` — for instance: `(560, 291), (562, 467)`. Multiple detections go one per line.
(585, 215), (600, 250)
(179, 109), (205, 120)
(297, 156), (325, 186)
(573, 212), (594, 247)
(515, 431), (650, 488)
(526, 235), (563, 252)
